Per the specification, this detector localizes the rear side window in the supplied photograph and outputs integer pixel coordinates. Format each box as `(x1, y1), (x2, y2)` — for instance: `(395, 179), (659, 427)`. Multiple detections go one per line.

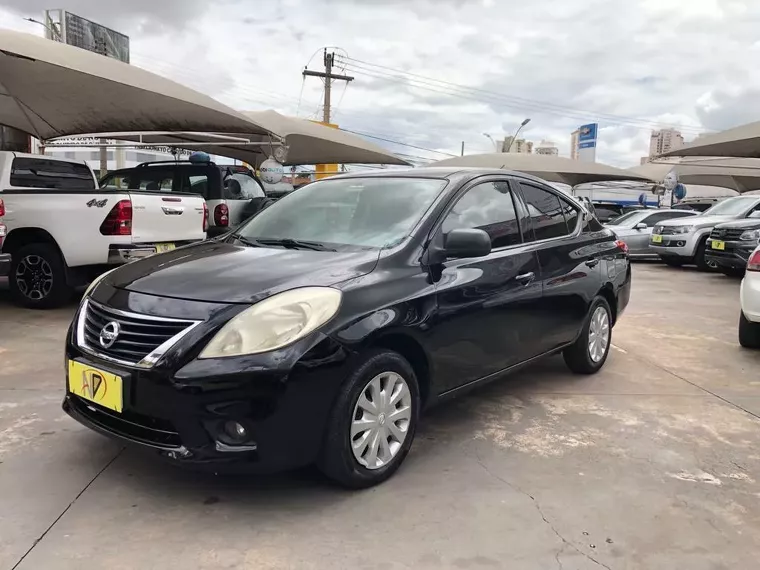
(223, 173), (265, 200)
(442, 180), (522, 248)
(10, 158), (95, 189)
(520, 183), (568, 240)
(101, 167), (175, 192)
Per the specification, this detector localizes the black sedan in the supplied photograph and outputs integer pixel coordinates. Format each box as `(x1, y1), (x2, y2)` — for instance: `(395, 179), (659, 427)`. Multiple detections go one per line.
(63, 168), (631, 488)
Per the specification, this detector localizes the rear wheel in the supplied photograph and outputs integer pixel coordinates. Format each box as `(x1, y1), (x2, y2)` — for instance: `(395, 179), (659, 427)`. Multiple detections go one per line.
(9, 243), (72, 309)
(695, 239), (717, 272)
(739, 311), (760, 348)
(318, 349), (420, 489)
(563, 297), (612, 374)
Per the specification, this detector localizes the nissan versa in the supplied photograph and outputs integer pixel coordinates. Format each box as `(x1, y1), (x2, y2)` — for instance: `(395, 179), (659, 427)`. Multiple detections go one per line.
(64, 168), (631, 488)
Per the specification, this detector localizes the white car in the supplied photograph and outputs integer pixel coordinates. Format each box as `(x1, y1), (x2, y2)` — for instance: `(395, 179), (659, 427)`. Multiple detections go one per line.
(0, 198), (8, 276)
(739, 245), (760, 347)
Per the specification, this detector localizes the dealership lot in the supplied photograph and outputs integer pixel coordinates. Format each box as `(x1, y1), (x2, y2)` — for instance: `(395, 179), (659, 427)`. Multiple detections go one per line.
(2, 265), (760, 570)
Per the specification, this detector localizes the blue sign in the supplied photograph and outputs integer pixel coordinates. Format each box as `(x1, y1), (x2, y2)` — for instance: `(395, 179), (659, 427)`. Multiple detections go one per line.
(579, 141), (596, 149)
(674, 183), (687, 201)
(578, 123), (598, 143)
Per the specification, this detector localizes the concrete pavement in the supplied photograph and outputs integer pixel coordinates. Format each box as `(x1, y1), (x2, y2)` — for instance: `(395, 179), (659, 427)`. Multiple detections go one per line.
(1, 265), (759, 569)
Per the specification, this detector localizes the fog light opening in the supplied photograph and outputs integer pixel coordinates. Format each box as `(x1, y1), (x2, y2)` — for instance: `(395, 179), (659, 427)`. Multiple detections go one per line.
(223, 420), (248, 442)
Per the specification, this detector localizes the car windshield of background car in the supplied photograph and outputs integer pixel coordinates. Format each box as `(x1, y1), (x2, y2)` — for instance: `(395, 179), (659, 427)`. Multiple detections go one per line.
(225, 173), (265, 199)
(235, 177), (447, 249)
(703, 197), (759, 216)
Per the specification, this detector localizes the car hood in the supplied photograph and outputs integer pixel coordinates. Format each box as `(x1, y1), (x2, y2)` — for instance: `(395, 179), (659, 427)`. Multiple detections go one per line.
(658, 215), (735, 229)
(105, 240), (380, 304)
(713, 219), (760, 230)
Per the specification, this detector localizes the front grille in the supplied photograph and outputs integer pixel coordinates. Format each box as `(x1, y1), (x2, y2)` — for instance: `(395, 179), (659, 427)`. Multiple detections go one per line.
(710, 228), (746, 241)
(69, 395), (182, 448)
(81, 300), (196, 366)
(660, 227), (682, 235)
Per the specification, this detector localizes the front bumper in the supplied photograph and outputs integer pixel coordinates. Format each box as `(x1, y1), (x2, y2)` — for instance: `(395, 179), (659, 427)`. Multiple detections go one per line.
(0, 253), (10, 277)
(649, 232), (699, 259)
(63, 302), (353, 473)
(705, 239), (756, 269)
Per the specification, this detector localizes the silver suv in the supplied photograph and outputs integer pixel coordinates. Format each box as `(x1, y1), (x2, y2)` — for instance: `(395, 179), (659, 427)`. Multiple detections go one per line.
(650, 196), (760, 270)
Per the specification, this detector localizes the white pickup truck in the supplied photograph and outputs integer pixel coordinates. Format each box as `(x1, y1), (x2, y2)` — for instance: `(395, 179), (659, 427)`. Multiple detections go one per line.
(0, 152), (208, 308)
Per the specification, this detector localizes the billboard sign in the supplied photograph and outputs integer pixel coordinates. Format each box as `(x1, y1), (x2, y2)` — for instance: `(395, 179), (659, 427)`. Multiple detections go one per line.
(577, 123), (598, 162)
(45, 10), (130, 63)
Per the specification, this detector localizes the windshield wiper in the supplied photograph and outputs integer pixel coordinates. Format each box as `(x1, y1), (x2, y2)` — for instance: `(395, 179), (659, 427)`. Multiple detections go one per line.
(230, 235), (264, 248)
(255, 238), (337, 252)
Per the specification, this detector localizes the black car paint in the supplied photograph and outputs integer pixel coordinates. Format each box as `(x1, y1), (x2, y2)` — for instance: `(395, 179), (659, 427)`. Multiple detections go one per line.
(64, 168), (631, 473)
(705, 218), (760, 270)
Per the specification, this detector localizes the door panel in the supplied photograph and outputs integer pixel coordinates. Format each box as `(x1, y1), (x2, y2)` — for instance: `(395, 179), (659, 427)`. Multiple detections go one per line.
(426, 178), (545, 394)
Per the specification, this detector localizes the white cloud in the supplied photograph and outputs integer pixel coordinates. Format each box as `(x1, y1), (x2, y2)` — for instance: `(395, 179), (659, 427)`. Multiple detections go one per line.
(1, 0), (759, 167)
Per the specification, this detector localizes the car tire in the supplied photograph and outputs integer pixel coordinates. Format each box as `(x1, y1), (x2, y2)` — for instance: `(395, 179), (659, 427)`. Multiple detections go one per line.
(720, 267), (745, 278)
(563, 296), (612, 374)
(695, 239), (717, 272)
(318, 349), (420, 489)
(739, 311), (760, 348)
(9, 243), (72, 309)
(662, 258), (684, 268)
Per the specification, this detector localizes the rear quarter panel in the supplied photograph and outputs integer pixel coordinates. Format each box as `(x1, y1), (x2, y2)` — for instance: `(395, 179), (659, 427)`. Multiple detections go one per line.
(128, 192), (206, 243)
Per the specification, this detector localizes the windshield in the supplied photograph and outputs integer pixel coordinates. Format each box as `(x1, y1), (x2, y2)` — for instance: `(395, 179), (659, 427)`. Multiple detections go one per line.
(702, 197), (758, 216)
(234, 176), (447, 249)
(606, 211), (647, 226)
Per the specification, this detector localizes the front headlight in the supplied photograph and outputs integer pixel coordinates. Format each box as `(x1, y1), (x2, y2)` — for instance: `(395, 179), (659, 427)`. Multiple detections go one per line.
(199, 287), (342, 358)
(673, 225), (694, 234)
(83, 267), (118, 299)
(740, 229), (760, 241)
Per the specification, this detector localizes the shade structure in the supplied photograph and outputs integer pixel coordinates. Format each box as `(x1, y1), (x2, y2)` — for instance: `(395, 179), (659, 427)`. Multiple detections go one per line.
(427, 153), (654, 186)
(0, 29), (269, 139)
(630, 158), (760, 193)
(65, 111), (410, 167)
(662, 121), (760, 159)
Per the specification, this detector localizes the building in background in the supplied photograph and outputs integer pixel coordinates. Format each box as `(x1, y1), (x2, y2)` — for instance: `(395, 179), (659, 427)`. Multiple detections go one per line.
(649, 128), (684, 158)
(535, 140), (559, 156)
(570, 129), (580, 160)
(502, 137), (533, 154)
(577, 123), (598, 163)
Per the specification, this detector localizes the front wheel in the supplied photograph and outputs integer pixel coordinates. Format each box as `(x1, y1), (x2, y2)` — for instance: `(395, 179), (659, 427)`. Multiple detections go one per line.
(739, 311), (760, 348)
(563, 297), (612, 374)
(720, 267), (745, 278)
(695, 240), (718, 272)
(662, 258), (684, 268)
(9, 243), (72, 309)
(318, 349), (420, 489)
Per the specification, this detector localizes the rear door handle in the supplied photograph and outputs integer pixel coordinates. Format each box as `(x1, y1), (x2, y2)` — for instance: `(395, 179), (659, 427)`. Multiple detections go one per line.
(515, 272), (535, 285)
(585, 259), (600, 268)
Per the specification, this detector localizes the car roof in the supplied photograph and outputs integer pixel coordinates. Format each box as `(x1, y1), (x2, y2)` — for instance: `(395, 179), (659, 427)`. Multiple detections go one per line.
(325, 166), (561, 187)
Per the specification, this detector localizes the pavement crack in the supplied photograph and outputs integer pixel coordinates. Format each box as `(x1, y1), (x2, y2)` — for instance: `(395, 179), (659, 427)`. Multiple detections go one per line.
(475, 454), (612, 570)
(10, 446), (124, 570)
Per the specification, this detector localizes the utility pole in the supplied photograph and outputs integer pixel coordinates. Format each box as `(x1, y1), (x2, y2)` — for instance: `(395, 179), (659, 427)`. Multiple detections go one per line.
(303, 50), (354, 125)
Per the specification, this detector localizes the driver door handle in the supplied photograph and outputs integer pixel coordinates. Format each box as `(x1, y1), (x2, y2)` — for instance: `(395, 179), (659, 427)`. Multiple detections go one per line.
(515, 272), (535, 285)
(585, 259), (600, 268)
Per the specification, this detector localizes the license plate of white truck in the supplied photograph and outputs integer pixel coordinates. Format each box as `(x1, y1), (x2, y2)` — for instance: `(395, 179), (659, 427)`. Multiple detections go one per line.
(155, 243), (176, 253)
(651, 235), (662, 244)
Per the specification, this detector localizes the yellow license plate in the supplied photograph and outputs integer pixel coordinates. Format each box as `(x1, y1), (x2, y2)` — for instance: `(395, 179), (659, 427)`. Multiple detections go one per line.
(712, 240), (725, 250)
(67, 360), (123, 413)
(155, 243), (176, 253)
(651, 234), (663, 243)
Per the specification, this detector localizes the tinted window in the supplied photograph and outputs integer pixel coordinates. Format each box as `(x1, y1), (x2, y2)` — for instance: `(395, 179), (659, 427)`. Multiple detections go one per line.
(442, 181), (522, 248)
(642, 211), (694, 226)
(10, 158), (95, 189)
(520, 183), (568, 240)
(102, 167), (176, 192)
(560, 197), (579, 233)
(223, 173), (265, 200)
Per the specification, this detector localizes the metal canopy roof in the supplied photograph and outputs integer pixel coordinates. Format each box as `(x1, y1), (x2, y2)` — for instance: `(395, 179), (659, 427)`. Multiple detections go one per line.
(630, 158), (760, 192)
(426, 153), (655, 186)
(0, 29), (269, 139)
(662, 121), (760, 159)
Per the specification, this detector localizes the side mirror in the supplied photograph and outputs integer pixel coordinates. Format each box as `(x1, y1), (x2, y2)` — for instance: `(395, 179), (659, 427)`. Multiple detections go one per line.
(445, 228), (491, 259)
(634, 222), (648, 230)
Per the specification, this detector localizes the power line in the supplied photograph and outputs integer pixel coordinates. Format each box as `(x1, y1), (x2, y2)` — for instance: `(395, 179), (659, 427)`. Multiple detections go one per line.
(336, 55), (704, 135)
(338, 128), (458, 157)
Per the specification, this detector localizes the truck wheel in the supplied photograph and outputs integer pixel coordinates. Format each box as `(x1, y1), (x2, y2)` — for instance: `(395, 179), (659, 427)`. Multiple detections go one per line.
(739, 312), (760, 348)
(695, 239), (717, 272)
(662, 258), (684, 268)
(720, 267), (745, 278)
(10, 244), (72, 309)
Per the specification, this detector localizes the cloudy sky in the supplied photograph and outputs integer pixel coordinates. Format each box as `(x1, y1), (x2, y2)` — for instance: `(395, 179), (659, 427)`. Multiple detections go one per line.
(0, 0), (757, 167)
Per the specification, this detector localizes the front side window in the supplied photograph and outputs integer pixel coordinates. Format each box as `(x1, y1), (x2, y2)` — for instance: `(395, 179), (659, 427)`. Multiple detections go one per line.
(520, 183), (569, 240)
(235, 177), (447, 249)
(442, 181), (522, 248)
